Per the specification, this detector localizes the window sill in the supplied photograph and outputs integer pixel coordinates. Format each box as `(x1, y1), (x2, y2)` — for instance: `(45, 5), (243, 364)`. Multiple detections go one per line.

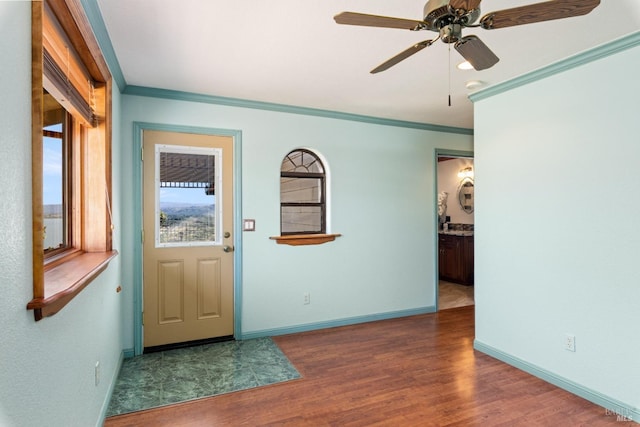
(270, 234), (342, 246)
(27, 250), (118, 321)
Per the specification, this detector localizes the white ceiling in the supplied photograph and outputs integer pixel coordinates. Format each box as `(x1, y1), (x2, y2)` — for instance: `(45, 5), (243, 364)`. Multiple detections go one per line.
(97, 0), (639, 129)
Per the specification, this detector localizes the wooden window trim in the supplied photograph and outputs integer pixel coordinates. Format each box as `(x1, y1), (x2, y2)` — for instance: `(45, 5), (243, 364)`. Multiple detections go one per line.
(29, 0), (116, 321)
(270, 234), (342, 246)
(27, 251), (118, 319)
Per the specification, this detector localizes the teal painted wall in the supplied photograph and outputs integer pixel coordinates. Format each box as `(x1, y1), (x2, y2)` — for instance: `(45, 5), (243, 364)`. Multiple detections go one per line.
(473, 38), (640, 415)
(0, 3), (124, 426)
(119, 94), (473, 345)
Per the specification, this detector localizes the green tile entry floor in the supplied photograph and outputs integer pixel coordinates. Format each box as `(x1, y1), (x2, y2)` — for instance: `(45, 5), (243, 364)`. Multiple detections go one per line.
(106, 337), (301, 416)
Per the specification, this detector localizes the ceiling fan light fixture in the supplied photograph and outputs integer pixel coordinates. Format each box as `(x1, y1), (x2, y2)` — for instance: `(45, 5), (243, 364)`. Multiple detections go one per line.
(457, 60), (474, 70)
(465, 80), (485, 90)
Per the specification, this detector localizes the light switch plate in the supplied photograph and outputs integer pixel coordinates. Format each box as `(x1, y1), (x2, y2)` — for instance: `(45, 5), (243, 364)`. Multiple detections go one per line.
(243, 219), (255, 231)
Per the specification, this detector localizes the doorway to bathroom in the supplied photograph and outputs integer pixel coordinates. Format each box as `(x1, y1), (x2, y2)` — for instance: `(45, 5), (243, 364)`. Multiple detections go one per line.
(436, 151), (474, 311)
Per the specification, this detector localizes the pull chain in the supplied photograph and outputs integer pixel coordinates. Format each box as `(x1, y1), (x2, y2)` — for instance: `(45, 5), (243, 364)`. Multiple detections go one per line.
(99, 129), (114, 232)
(448, 43), (452, 107)
(89, 79), (97, 127)
(105, 184), (114, 231)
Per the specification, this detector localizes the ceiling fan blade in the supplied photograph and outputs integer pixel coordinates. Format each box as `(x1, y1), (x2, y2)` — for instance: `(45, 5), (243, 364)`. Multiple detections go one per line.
(454, 35), (499, 70)
(480, 0), (600, 29)
(448, 0), (482, 12)
(334, 11), (426, 30)
(370, 40), (434, 74)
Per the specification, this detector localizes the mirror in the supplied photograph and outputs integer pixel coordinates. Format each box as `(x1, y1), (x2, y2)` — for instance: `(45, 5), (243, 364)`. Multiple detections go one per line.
(458, 178), (474, 214)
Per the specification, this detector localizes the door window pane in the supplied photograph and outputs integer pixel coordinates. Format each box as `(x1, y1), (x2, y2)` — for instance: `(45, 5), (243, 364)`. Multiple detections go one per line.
(156, 147), (221, 247)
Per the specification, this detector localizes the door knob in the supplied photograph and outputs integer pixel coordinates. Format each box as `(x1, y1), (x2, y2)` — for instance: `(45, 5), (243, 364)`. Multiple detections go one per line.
(224, 232), (231, 238)
(223, 245), (234, 253)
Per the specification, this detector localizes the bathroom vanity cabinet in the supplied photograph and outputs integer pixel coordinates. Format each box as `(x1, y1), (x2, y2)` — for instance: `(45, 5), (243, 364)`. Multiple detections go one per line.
(438, 233), (474, 285)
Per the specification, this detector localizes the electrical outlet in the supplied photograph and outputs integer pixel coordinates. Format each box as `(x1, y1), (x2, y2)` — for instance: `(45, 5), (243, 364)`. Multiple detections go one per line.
(95, 361), (100, 386)
(565, 334), (576, 352)
(303, 292), (310, 305)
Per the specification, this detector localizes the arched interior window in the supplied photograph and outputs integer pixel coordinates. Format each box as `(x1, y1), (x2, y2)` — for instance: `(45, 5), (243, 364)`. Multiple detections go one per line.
(280, 149), (325, 235)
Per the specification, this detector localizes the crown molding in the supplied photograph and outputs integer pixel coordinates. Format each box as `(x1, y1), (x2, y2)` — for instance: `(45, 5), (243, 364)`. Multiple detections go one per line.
(470, 31), (640, 103)
(123, 85), (473, 135)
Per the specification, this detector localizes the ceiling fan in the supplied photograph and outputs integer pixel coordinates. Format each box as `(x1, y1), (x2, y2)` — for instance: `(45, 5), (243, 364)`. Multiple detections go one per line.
(334, 0), (600, 73)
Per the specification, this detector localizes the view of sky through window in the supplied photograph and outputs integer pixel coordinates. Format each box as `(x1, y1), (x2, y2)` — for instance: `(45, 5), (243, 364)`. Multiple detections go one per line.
(43, 123), (62, 206)
(160, 188), (215, 206)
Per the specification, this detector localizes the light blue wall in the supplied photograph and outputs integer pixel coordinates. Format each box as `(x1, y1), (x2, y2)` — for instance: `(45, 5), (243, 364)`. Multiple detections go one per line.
(473, 34), (640, 418)
(119, 94), (473, 346)
(0, 3), (124, 426)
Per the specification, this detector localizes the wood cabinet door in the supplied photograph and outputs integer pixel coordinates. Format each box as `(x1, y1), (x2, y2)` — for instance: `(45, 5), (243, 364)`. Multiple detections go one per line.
(463, 236), (474, 285)
(439, 235), (462, 282)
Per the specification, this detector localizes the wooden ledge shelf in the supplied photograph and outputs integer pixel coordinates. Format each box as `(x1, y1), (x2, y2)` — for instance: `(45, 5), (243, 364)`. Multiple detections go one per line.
(270, 234), (342, 246)
(27, 250), (118, 320)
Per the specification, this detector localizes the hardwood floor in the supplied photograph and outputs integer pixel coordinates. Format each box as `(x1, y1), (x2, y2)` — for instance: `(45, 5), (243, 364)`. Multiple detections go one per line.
(105, 307), (620, 426)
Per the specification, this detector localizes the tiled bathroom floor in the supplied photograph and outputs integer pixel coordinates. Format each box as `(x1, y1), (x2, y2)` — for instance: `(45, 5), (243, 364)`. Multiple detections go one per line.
(106, 337), (300, 417)
(439, 280), (474, 310)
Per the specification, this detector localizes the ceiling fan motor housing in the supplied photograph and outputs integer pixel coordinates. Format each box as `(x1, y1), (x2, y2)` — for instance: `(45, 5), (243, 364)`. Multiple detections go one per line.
(423, 0), (480, 31)
(440, 23), (463, 43)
